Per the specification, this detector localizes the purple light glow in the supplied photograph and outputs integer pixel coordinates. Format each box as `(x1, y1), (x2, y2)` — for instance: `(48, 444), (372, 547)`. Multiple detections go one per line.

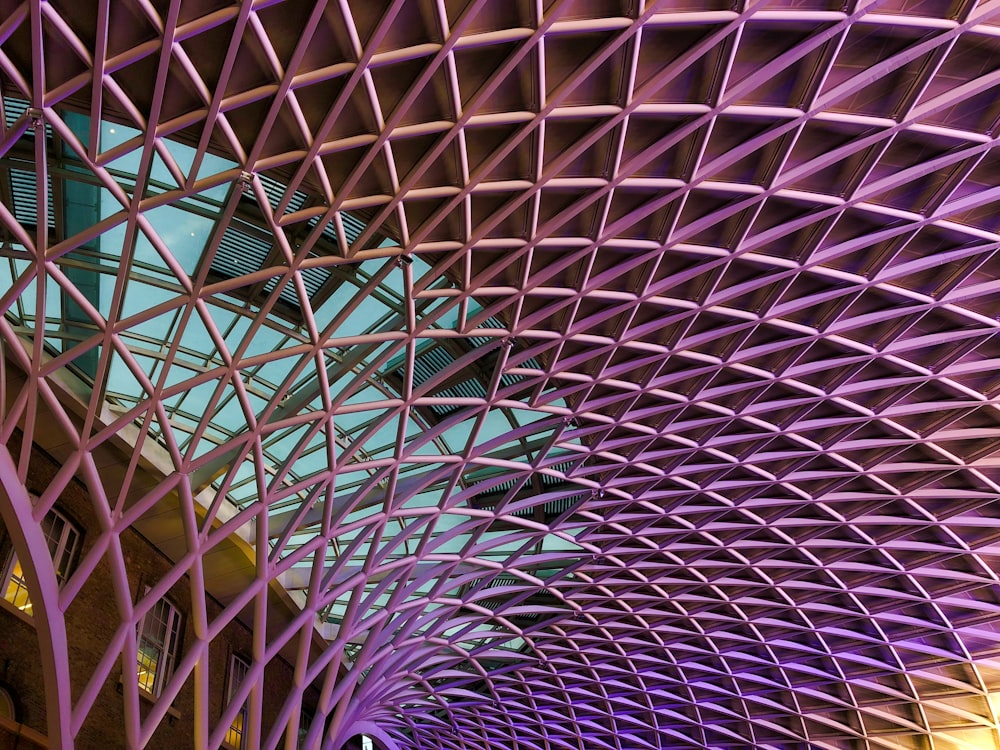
(0, 1), (999, 748)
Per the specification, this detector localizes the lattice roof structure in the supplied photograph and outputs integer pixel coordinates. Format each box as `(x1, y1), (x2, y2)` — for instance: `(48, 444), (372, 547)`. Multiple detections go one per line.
(1, 0), (1000, 748)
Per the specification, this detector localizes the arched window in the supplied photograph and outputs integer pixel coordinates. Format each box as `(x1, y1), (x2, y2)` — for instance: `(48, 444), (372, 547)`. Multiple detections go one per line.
(345, 734), (380, 750)
(0, 685), (16, 721)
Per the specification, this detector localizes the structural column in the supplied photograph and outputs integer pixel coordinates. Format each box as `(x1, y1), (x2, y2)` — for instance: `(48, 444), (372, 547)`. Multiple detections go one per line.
(0, 444), (74, 748)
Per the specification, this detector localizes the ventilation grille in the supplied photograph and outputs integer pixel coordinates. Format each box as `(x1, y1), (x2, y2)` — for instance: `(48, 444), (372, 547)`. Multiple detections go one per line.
(9, 169), (55, 229)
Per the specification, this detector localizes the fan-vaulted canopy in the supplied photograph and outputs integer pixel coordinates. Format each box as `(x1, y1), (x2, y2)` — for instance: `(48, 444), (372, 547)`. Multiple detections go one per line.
(2, 1), (1000, 748)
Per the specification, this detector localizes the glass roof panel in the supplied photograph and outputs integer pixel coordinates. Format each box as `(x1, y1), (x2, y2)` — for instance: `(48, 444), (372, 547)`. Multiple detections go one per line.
(1, 90), (589, 725)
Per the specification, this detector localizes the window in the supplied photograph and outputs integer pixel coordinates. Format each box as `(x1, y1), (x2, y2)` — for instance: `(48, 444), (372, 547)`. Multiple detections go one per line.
(224, 654), (250, 749)
(3, 506), (81, 615)
(297, 709), (314, 748)
(0, 686), (15, 721)
(136, 596), (183, 697)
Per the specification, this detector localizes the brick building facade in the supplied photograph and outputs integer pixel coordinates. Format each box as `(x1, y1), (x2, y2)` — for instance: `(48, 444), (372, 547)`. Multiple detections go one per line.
(0, 431), (320, 748)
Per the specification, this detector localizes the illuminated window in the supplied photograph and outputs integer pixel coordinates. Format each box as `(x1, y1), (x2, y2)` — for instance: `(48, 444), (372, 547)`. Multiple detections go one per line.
(2, 506), (81, 615)
(224, 654), (250, 749)
(136, 596), (183, 697)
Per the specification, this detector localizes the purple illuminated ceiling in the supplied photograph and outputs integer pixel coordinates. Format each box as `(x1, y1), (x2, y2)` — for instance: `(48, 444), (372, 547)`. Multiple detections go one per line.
(1, 0), (1000, 748)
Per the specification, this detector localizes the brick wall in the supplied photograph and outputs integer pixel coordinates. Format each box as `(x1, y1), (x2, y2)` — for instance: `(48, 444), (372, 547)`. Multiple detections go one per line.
(0, 432), (320, 747)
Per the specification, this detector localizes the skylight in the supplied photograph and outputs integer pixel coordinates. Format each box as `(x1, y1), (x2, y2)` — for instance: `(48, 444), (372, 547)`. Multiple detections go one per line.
(0, 96), (588, 673)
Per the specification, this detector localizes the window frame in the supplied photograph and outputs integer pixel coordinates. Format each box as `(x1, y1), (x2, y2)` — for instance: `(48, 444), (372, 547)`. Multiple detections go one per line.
(136, 593), (183, 698)
(224, 652), (250, 749)
(0, 685), (16, 721)
(2, 504), (81, 615)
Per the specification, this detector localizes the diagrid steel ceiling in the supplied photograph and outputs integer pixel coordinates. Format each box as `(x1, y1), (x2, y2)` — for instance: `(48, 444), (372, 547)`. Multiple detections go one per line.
(2, 0), (1000, 748)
